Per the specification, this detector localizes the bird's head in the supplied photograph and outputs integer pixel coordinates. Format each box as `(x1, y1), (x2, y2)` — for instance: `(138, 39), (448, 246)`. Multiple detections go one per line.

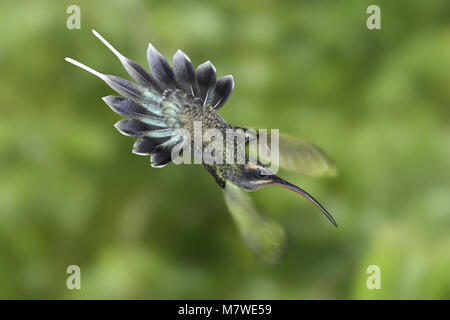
(228, 161), (337, 227)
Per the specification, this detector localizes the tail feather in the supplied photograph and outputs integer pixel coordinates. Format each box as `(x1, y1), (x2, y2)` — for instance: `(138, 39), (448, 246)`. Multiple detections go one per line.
(151, 148), (174, 168)
(65, 30), (237, 168)
(132, 136), (181, 155)
(173, 50), (198, 96)
(64, 58), (161, 105)
(132, 137), (168, 155)
(102, 96), (164, 122)
(196, 61), (216, 106)
(147, 43), (177, 90)
(212, 75), (234, 110)
(92, 30), (162, 91)
(114, 119), (165, 137)
(144, 128), (174, 138)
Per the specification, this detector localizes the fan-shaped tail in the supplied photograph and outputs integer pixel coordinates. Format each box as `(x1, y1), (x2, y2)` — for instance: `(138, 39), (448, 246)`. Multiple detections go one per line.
(64, 57), (181, 167)
(103, 96), (182, 168)
(65, 30), (236, 167)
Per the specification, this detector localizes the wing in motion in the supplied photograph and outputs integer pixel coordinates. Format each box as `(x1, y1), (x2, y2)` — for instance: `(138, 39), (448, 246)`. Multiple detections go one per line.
(243, 129), (337, 177)
(224, 182), (286, 264)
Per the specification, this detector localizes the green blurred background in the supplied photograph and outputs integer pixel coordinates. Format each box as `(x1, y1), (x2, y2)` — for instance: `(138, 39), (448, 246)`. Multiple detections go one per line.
(0, 0), (449, 299)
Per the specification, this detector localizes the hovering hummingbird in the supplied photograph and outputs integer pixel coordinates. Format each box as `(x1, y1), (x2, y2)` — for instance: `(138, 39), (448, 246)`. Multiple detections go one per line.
(65, 30), (337, 263)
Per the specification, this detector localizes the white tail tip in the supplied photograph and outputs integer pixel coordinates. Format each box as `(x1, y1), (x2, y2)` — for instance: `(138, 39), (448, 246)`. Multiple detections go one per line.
(65, 57), (105, 79)
(92, 29), (124, 60)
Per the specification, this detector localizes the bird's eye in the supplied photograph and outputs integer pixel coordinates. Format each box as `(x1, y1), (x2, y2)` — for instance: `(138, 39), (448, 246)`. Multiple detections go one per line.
(258, 168), (269, 178)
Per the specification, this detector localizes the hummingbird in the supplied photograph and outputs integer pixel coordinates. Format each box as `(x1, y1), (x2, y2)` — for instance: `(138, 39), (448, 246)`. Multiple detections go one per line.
(65, 30), (337, 263)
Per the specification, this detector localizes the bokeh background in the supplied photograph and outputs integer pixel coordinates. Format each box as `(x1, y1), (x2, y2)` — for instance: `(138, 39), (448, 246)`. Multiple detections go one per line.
(0, 0), (449, 299)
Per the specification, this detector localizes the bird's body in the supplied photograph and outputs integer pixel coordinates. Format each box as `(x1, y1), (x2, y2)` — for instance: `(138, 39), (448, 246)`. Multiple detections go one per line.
(66, 30), (338, 262)
(149, 90), (235, 188)
(157, 94), (255, 191)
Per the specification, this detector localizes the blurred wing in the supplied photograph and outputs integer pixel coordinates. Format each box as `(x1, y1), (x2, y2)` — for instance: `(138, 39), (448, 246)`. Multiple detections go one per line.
(223, 183), (286, 264)
(247, 130), (337, 177)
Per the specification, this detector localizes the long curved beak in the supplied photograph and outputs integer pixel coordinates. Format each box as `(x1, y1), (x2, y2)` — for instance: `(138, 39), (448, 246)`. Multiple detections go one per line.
(273, 176), (337, 227)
